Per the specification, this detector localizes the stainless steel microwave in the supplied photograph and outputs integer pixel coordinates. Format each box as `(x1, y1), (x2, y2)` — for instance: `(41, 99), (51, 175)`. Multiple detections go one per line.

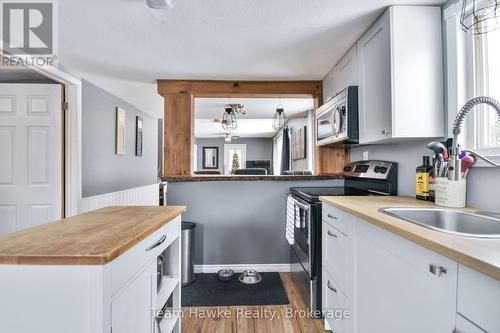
(316, 86), (359, 146)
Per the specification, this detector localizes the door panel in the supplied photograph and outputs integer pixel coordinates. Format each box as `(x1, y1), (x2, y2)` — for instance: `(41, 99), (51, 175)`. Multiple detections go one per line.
(0, 84), (62, 235)
(357, 11), (392, 143)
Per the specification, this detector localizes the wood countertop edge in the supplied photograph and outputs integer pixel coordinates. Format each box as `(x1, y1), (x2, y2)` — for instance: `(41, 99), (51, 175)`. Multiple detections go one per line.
(319, 197), (500, 281)
(0, 206), (187, 266)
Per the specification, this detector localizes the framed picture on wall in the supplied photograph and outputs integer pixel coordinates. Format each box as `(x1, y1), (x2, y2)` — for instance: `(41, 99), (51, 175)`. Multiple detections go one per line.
(291, 126), (307, 160)
(135, 116), (143, 157)
(202, 147), (219, 169)
(116, 107), (126, 155)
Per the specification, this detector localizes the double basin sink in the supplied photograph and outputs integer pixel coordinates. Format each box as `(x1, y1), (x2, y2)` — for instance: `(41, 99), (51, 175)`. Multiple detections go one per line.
(378, 207), (500, 238)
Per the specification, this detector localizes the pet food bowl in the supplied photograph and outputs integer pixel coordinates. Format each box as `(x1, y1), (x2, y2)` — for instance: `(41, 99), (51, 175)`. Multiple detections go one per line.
(239, 270), (262, 284)
(217, 269), (234, 282)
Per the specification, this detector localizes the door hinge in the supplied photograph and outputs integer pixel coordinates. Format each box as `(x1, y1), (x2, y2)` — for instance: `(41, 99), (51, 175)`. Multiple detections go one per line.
(62, 101), (69, 110)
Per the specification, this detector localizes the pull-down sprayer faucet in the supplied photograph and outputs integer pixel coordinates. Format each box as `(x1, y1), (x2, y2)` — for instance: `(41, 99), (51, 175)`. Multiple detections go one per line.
(449, 96), (500, 180)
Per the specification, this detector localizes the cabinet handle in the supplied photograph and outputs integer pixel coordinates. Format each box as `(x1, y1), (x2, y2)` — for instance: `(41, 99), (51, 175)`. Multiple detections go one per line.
(327, 230), (338, 238)
(429, 264), (447, 277)
(327, 280), (337, 293)
(146, 234), (167, 251)
(327, 213), (337, 220)
(381, 129), (391, 135)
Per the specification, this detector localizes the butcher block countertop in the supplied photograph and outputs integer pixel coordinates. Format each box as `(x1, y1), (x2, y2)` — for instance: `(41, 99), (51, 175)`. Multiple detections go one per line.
(319, 196), (500, 281)
(0, 206), (186, 265)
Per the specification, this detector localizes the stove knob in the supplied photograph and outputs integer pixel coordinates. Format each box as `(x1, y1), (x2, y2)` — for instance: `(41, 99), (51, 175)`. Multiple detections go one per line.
(379, 167), (388, 174)
(343, 166), (352, 172)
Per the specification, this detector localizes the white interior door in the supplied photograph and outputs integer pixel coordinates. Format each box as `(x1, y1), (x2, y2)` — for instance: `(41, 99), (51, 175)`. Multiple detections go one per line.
(0, 84), (62, 235)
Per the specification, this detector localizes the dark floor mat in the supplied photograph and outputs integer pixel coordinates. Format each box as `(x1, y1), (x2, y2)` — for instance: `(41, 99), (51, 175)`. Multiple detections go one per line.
(182, 272), (290, 307)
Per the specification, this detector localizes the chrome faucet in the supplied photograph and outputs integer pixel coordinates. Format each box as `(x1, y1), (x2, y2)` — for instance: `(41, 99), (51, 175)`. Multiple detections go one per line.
(449, 96), (500, 180)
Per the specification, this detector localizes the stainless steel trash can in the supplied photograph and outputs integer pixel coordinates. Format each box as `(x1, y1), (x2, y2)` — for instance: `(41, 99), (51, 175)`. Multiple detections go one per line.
(181, 222), (196, 286)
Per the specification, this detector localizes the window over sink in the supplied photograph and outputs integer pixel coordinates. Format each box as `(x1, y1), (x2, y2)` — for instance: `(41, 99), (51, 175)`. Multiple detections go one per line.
(473, 28), (500, 151)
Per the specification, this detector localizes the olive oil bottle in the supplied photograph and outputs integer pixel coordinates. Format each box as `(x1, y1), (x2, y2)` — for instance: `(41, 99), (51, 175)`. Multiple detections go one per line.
(416, 156), (431, 201)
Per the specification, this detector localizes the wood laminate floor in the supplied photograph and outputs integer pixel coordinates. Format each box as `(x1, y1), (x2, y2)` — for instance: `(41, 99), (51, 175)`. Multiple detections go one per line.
(181, 272), (327, 333)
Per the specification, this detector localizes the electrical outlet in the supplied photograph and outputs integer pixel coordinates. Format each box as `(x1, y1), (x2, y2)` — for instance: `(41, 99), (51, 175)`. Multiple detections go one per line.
(363, 151), (369, 160)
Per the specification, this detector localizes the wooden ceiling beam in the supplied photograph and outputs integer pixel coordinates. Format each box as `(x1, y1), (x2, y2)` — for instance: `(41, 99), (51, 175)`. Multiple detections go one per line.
(157, 80), (323, 99)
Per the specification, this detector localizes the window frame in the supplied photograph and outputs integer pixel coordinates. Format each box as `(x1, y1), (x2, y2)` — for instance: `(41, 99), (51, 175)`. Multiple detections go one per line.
(470, 21), (500, 157)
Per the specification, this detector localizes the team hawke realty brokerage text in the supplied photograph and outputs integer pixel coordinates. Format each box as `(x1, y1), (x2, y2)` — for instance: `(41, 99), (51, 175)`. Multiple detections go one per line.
(152, 307), (352, 321)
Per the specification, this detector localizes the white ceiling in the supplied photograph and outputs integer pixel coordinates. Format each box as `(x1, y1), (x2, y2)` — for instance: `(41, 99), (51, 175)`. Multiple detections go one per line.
(195, 97), (313, 138)
(59, 0), (445, 81)
(57, 0), (445, 117)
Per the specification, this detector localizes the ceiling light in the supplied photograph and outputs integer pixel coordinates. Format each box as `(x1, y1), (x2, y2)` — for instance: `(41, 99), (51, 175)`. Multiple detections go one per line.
(146, 0), (173, 9)
(272, 98), (288, 131)
(222, 106), (237, 131)
(221, 102), (245, 132)
(461, 0), (500, 35)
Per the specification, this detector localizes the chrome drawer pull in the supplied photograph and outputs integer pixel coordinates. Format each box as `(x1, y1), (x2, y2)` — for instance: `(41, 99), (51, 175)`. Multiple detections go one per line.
(146, 235), (167, 251)
(327, 230), (338, 238)
(327, 281), (337, 293)
(327, 213), (337, 220)
(429, 264), (447, 277)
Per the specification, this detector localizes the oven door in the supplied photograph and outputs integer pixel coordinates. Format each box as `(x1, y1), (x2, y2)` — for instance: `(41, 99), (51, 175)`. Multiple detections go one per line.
(290, 195), (313, 278)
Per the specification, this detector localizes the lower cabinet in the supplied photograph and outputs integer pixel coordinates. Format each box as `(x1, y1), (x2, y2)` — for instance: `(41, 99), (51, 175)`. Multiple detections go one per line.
(321, 203), (500, 333)
(111, 261), (156, 333)
(355, 219), (457, 333)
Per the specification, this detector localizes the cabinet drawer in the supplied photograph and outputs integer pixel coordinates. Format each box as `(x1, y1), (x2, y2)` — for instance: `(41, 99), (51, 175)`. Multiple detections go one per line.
(322, 204), (352, 236)
(110, 216), (180, 296)
(455, 314), (486, 333)
(322, 268), (348, 333)
(322, 221), (349, 296)
(457, 264), (500, 333)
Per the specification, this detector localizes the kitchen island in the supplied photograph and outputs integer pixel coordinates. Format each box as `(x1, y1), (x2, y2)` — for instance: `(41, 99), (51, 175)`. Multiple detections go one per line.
(0, 206), (185, 333)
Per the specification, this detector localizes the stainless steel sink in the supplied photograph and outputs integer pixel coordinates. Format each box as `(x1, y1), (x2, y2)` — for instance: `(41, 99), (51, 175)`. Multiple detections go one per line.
(378, 207), (500, 238)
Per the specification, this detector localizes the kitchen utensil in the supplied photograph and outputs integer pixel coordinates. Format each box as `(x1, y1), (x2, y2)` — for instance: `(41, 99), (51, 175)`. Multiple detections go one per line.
(426, 142), (448, 160)
(461, 155), (475, 178)
(217, 269), (234, 282)
(239, 270), (262, 285)
(157, 255), (164, 291)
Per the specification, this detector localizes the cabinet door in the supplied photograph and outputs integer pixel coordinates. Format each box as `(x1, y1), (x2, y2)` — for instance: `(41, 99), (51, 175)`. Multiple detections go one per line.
(111, 261), (156, 333)
(323, 65), (338, 103)
(336, 46), (358, 94)
(357, 10), (392, 144)
(355, 219), (457, 333)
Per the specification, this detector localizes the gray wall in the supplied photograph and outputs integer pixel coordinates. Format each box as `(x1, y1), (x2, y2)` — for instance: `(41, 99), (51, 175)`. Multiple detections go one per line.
(167, 179), (343, 265)
(351, 142), (500, 211)
(195, 138), (273, 173)
(82, 80), (158, 197)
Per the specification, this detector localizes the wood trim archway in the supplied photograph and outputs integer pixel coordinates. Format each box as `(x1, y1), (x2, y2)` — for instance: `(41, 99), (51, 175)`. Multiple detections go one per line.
(157, 80), (347, 176)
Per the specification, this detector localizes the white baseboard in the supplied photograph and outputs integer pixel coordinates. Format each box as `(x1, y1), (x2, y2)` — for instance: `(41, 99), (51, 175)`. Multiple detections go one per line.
(194, 264), (291, 274)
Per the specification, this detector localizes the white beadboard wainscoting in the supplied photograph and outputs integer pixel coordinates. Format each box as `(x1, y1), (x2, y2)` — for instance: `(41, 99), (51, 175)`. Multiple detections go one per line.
(79, 183), (160, 213)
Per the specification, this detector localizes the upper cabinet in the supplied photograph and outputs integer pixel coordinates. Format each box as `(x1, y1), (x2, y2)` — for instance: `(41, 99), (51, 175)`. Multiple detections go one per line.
(357, 6), (444, 144)
(323, 45), (358, 103)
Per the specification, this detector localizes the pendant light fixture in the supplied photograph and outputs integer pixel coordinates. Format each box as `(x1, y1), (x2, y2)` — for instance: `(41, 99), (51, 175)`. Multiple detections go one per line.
(222, 105), (237, 131)
(221, 98), (246, 132)
(272, 97), (288, 131)
(461, 0), (500, 35)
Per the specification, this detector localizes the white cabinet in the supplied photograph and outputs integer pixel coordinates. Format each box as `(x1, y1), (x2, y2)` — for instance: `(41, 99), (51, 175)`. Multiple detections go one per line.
(111, 261), (156, 333)
(323, 46), (358, 103)
(357, 6), (444, 144)
(457, 264), (500, 333)
(355, 218), (457, 333)
(455, 314), (487, 333)
(322, 205), (355, 333)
